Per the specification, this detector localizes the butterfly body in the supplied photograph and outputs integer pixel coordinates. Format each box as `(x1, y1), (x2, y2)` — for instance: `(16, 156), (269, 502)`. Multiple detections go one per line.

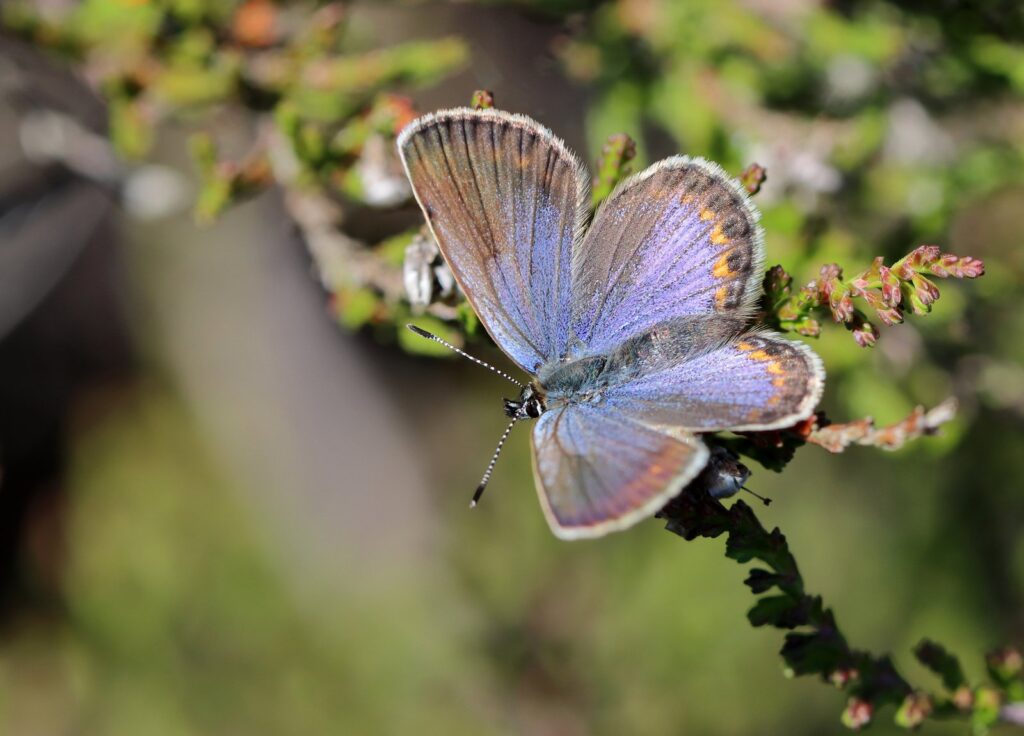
(398, 108), (825, 540)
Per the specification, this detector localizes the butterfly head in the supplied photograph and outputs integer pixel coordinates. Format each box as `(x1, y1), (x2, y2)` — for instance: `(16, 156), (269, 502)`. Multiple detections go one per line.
(503, 382), (546, 419)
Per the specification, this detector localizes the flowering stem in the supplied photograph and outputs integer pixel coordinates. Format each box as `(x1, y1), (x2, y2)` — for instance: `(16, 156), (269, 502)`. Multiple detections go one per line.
(658, 486), (1023, 732)
(591, 133), (637, 208)
(763, 246), (985, 348)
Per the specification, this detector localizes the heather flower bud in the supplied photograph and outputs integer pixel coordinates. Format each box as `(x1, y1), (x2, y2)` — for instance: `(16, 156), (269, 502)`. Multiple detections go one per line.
(471, 89), (495, 110)
(830, 667), (860, 688)
(875, 306), (903, 326)
(951, 686), (974, 710)
(849, 312), (878, 347)
(841, 697), (873, 730)
(861, 291), (903, 325)
(911, 274), (940, 307)
(932, 254), (985, 279)
(878, 263), (902, 306)
(739, 162), (767, 195)
(830, 291), (855, 323)
(986, 646), (1023, 683)
(896, 692), (933, 729)
(819, 263), (843, 285)
(795, 317), (822, 337)
(763, 265), (792, 302)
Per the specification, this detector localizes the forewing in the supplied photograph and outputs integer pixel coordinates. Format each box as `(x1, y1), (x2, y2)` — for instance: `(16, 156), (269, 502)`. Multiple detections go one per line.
(602, 332), (825, 433)
(571, 157), (764, 356)
(398, 108), (588, 372)
(531, 405), (709, 540)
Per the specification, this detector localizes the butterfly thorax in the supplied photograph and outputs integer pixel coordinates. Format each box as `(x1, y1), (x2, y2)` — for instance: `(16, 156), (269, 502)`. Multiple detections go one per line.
(532, 350), (640, 411)
(506, 347), (637, 419)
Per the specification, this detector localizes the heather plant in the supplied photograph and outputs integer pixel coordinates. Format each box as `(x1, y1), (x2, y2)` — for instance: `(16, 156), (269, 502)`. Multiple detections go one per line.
(3, 1), (1021, 733)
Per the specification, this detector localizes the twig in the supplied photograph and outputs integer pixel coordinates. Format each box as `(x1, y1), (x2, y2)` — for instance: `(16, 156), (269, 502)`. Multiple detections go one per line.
(808, 397), (959, 453)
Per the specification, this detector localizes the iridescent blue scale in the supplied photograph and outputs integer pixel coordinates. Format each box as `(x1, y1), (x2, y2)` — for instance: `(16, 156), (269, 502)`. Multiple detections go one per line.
(398, 108), (824, 540)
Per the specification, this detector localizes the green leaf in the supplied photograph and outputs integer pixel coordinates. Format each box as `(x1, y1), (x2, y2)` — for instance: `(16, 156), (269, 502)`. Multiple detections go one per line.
(970, 685), (1001, 735)
(334, 288), (379, 330)
(747, 594), (816, 629)
(780, 627), (849, 678)
(109, 97), (153, 160)
(376, 230), (418, 268)
(745, 568), (795, 595)
(913, 639), (967, 691)
(457, 303), (480, 339)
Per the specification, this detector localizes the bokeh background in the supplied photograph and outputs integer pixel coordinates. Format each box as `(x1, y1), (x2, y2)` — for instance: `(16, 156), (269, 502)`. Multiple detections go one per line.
(0, 1), (1022, 734)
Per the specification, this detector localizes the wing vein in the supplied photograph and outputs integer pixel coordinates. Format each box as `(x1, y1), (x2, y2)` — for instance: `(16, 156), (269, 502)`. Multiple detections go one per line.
(587, 188), (673, 342)
(453, 119), (544, 360)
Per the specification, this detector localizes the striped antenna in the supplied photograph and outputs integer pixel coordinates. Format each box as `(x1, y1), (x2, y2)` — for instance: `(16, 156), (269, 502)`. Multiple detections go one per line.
(471, 407), (525, 507)
(406, 324), (523, 387)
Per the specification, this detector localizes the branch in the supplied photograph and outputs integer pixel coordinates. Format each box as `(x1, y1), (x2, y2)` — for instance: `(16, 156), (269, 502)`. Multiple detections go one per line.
(808, 398), (959, 453)
(717, 398), (960, 474)
(591, 133), (637, 207)
(657, 469), (1024, 732)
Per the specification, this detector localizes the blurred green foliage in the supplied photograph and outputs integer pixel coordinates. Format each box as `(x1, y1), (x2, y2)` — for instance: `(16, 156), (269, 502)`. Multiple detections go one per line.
(1, 0), (1022, 733)
(0, 388), (492, 735)
(558, 0), (1024, 427)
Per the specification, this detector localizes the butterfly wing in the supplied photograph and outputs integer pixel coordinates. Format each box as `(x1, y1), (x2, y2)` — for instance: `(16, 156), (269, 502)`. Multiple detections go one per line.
(531, 326), (822, 539)
(399, 112), (824, 538)
(398, 109), (589, 373)
(602, 329), (825, 432)
(531, 404), (708, 540)
(571, 157), (764, 356)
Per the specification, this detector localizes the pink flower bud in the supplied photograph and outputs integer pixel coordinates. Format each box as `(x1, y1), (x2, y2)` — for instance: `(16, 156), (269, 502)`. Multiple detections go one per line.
(841, 697), (873, 730)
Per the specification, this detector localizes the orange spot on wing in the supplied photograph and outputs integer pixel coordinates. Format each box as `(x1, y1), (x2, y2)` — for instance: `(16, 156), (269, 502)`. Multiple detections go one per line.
(710, 224), (730, 246)
(749, 349), (771, 361)
(714, 285), (729, 307)
(700, 208), (716, 221)
(766, 362), (785, 375)
(619, 443), (684, 506)
(768, 395), (781, 406)
(773, 377), (786, 387)
(713, 251), (734, 279)
(736, 341), (754, 352)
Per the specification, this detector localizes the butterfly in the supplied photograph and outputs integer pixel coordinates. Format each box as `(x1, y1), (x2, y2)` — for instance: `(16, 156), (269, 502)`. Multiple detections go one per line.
(397, 107), (824, 540)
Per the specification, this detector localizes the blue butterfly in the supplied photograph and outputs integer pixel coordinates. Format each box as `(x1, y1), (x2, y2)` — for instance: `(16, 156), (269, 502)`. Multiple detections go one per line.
(398, 108), (824, 540)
